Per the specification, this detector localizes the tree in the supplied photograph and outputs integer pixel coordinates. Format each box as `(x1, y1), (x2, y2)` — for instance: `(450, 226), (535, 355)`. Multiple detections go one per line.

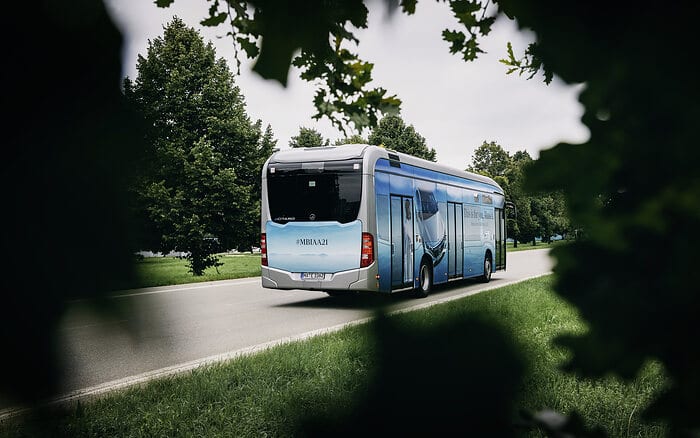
(368, 115), (436, 161)
(124, 18), (267, 275)
(502, 153), (538, 247)
(468, 141), (511, 178)
(289, 126), (329, 148)
(239, 122), (278, 250)
(334, 134), (368, 145)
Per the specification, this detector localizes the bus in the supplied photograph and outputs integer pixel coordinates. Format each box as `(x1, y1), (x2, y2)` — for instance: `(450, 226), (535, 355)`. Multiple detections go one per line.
(260, 144), (507, 297)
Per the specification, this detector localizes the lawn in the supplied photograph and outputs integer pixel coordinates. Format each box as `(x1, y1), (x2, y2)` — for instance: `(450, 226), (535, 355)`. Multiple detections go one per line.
(1, 276), (668, 437)
(507, 239), (568, 252)
(126, 253), (261, 289)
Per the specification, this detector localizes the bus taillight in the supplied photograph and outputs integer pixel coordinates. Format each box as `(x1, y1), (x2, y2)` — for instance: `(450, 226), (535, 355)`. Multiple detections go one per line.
(261, 233), (268, 266)
(361, 232), (374, 268)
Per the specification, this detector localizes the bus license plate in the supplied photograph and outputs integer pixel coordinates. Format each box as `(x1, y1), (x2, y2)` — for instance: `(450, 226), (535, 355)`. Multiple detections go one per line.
(301, 272), (326, 280)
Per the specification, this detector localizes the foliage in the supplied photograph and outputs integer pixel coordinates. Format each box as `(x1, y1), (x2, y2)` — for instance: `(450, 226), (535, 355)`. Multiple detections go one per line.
(496, 0), (700, 435)
(334, 134), (368, 145)
(1, 0), (145, 405)
(124, 18), (268, 275)
(158, 1), (507, 134)
(499, 41), (553, 84)
(441, 0), (497, 62)
(288, 126), (329, 148)
(467, 140), (512, 177)
(367, 115), (437, 161)
(155, 0), (402, 134)
(503, 153), (539, 246)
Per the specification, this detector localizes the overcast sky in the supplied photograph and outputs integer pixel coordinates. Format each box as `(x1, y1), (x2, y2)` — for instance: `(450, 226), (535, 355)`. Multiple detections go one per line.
(105, 0), (589, 168)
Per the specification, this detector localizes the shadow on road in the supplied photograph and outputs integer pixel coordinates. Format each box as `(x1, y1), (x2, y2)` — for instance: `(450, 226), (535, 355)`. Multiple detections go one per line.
(271, 277), (497, 311)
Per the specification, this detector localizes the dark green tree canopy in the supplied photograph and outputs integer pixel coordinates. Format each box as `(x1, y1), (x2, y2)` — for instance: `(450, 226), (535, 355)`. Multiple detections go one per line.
(468, 141), (512, 178)
(368, 115), (436, 161)
(289, 126), (329, 148)
(125, 17), (268, 274)
(334, 134), (368, 145)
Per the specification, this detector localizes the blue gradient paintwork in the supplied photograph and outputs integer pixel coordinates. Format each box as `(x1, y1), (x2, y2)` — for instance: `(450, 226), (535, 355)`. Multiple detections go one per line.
(374, 158), (499, 292)
(266, 220), (362, 273)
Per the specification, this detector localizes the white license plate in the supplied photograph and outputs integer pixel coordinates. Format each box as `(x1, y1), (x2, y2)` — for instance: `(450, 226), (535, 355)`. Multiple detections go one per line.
(301, 272), (326, 280)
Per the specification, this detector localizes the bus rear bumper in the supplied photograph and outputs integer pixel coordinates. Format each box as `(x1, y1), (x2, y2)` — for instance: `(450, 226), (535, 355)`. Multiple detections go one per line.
(262, 264), (379, 292)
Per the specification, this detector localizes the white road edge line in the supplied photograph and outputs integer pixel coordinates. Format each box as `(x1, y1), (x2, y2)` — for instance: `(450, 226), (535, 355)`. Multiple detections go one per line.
(0, 272), (551, 421)
(67, 278), (261, 303)
(110, 279), (260, 299)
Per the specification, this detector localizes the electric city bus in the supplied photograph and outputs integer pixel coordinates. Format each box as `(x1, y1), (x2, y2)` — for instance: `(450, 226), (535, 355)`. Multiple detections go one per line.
(260, 144), (507, 297)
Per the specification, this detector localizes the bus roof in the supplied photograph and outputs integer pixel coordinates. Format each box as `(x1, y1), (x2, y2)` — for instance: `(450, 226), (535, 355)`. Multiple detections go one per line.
(267, 144), (503, 195)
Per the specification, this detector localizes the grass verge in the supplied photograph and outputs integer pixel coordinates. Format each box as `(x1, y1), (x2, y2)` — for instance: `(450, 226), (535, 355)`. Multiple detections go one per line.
(507, 240), (568, 252)
(128, 254), (261, 289)
(1, 276), (667, 437)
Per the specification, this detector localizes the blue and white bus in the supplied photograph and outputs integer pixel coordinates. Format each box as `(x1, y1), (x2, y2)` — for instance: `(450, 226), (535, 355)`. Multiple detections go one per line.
(260, 144), (507, 297)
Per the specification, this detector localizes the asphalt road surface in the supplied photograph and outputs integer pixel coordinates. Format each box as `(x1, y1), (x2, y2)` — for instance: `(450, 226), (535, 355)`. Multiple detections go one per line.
(3, 248), (553, 413)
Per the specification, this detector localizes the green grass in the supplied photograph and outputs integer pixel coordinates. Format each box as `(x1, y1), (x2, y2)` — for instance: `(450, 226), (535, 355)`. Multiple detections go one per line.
(507, 239), (568, 252)
(448, 276), (667, 437)
(1, 276), (668, 437)
(128, 254), (262, 289)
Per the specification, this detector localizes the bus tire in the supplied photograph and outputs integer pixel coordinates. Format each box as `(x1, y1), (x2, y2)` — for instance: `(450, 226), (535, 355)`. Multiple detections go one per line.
(480, 253), (492, 283)
(413, 259), (433, 298)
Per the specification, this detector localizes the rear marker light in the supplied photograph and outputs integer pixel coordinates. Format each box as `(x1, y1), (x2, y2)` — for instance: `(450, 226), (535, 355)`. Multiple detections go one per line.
(261, 233), (268, 266)
(361, 232), (374, 268)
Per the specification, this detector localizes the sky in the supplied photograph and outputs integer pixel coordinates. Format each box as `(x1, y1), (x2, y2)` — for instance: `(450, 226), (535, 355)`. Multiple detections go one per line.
(105, 0), (589, 168)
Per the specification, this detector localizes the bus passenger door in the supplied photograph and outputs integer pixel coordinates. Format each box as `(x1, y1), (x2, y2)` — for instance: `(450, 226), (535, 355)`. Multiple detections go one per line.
(391, 196), (414, 288)
(447, 202), (463, 278)
(495, 208), (506, 270)
(455, 203), (463, 276)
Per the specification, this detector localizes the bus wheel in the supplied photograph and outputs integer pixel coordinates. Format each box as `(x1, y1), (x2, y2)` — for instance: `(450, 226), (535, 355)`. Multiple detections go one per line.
(480, 254), (492, 283)
(413, 260), (432, 298)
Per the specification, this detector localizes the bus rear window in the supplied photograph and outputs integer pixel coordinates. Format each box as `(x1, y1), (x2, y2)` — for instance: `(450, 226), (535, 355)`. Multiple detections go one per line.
(267, 160), (362, 224)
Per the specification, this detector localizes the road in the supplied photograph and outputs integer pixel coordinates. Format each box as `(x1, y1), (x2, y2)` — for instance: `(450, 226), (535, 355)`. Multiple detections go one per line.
(4, 248), (553, 413)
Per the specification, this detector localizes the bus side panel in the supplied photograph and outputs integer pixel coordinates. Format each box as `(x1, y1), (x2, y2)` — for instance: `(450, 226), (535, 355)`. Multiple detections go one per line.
(483, 206), (496, 272)
(413, 167), (448, 286)
(463, 203), (483, 277)
(374, 171), (392, 292)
